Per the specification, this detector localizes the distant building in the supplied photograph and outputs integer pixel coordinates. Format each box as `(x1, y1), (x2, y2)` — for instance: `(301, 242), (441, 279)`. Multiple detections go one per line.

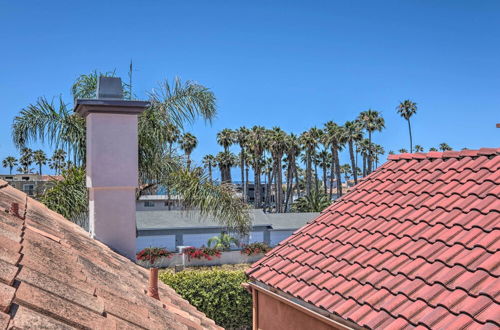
(136, 194), (183, 211)
(0, 174), (62, 197)
(135, 209), (319, 252)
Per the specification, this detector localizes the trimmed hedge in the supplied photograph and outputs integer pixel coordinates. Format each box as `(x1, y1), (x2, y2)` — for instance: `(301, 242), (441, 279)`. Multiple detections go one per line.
(160, 269), (251, 329)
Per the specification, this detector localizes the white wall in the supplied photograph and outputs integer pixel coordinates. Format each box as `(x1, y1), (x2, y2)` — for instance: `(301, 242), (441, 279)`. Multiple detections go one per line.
(136, 234), (176, 251)
(248, 231), (264, 244)
(182, 233), (216, 247)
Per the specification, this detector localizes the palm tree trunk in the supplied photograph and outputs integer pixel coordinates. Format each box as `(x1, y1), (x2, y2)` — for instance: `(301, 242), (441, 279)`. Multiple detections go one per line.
(334, 148), (342, 197)
(254, 165), (261, 208)
(208, 165), (213, 183)
(314, 161), (319, 193)
(186, 154), (191, 170)
(294, 166), (300, 199)
(284, 162), (293, 212)
(349, 141), (357, 185)
(322, 164), (327, 194)
(305, 154), (311, 196)
(240, 149), (246, 202)
(408, 119), (413, 153)
(368, 131), (372, 174)
(39, 164), (42, 175)
(9, 166), (12, 175)
(245, 166), (249, 203)
(362, 155), (366, 177)
(329, 153), (335, 200)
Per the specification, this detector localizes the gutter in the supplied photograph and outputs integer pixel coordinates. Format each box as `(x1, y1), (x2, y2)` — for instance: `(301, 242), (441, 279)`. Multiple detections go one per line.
(247, 281), (358, 330)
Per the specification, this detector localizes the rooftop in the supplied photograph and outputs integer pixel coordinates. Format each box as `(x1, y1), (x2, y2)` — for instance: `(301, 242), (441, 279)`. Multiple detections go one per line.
(247, 148), (500, 329)
(0, 180), (221, 329)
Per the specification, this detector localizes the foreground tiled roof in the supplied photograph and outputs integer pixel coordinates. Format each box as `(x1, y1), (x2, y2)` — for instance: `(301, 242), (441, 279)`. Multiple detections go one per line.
(247, 148), (500, 329)
(0, 180), (221, 329)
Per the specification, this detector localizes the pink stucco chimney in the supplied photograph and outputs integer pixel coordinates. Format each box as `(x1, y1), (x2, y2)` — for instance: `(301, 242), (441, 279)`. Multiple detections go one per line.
(75, 77), (149, 259)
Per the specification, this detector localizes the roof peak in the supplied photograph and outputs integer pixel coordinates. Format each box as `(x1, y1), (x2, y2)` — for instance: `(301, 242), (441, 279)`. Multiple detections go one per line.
(387, 147), (499, 161)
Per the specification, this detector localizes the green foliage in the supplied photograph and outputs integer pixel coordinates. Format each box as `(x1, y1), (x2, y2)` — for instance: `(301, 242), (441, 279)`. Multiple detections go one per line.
(241, 242), (271, 255)
(207, 233), (239, 251)
(160, 269), (251, 329)
(292, 190), (331, 212)
(40, 167), (87, 220)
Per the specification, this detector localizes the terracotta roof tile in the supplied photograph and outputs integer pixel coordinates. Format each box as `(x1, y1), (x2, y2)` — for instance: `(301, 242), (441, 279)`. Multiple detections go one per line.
(0, 180), (222, 329)
(247, 149), (500, 329)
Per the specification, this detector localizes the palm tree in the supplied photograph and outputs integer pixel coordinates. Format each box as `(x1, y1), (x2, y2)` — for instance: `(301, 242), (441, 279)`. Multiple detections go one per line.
(12, 71), (250, 233)
(179, 133), (198, 169)
(292, 190), (330, 212)
(388, 150), (395, 155)
(357, 110), (385, 174)
(19, 147), (33, 174)
(207, 233), (239, 251)
(396, 100), (417, 153)
(235, 127), (249, 202)
(299, 128), (321, 196)
(33, 150), (47, 175)
(50, 149), (67, 175)
(216, 151), (237, 183)
(2, 156), (17, 175)
(165, 123), (180, 155)
(439, 143), (452, 151)
(343, 120), (362, 185)
(373, 144), (385, 168)
(248, 126), (267, 208)
(268, 127), (287, 212)
(202, 154), (216, 183)
(217, 129), (234, 152)
(284, 133), (300, 212)
(399, 148), (408, 153)
(429, 147), (438, 151)
(323, 121), (344, 198)
(414, 145), (424, 152)
(317, 150), (331, 194)
(340, 164), (352, 186)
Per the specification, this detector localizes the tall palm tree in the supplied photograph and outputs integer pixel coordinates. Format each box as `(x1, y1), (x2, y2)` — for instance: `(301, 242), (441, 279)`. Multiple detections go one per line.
(396, 100), (418, 153)
(235, 127), (249, 202)
(268, 127), (287, 212)
(323, 121), (344, 198)
(165, 123), (180, 155)
(216, 151), (237, 183)
(12, 71), (250, 232)
(414, 145), (424, 152)
(179, 133), (198, 169)
(202, 154), (216, 183)
(439, 143), (452, 151)
(2, 156), (17, 175)
(317, 150), (331, 194)
(284, 133), (300, 211)
(359, 139), (370, 177)
(217, 128), (234, 152)
(50, 149), (67, 175)
(357, 110), (385, 174)
(340, 164), (352, 186)
(248, 126), (267, 208)
(373, 144), (385, 168)
(33, 150), (47, 175)
(19, 147), (34, 174)
(343, 120), (363, 185)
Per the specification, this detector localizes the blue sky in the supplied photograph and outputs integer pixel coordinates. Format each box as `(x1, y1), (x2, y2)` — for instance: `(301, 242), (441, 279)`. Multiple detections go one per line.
(0, 1), (499, 178)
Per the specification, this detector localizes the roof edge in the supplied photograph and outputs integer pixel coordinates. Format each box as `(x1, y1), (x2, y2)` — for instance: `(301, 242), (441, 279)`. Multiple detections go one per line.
(387, 148), (499, 161)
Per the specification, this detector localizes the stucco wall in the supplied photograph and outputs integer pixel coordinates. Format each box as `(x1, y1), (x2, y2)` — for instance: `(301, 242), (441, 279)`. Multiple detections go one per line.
(255, 289), (341, 330)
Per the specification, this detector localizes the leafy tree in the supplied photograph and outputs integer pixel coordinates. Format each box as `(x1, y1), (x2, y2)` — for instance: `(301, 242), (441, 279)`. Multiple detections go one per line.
(33, 150), (47, 175)
(207, 233), (239, 251)
(19, 147), (33, 174)
(179, 132), (198, 169)
(396, 100), (418, 153)
(414, 145), (424, 152)
(50, 149), (67, 175)
(357, 110), (385, 174)
(202, 154), (216, 183)
(439, 143), (452, 151)
(2, 156), (17, 175)
(12, 71), (250, 233)
(292, 190), (330, 212)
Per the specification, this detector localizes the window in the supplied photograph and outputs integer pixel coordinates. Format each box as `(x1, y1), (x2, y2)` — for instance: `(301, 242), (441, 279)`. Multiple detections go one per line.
(5, 176), (13, 180)
(22, 177), (30, 181)
(23, 184), (35, 196)
(144, 201), (155, 207)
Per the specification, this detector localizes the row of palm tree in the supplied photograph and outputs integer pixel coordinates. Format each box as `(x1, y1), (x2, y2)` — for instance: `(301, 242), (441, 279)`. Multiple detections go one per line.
(2, 148), (68, 175)
(389, 142), (453, 154)
(202, 110), (386, 213)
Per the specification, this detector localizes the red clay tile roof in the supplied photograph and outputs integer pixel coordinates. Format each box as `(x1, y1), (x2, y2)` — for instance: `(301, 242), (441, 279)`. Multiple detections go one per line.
(0, 180), (221, 330)
(247, 148), (500, 329)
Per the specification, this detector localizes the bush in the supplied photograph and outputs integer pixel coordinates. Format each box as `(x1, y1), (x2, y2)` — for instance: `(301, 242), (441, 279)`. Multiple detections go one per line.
(183, 246), (222, 261)
(160, 269), (251, 329)
(241, 242), (271, 256)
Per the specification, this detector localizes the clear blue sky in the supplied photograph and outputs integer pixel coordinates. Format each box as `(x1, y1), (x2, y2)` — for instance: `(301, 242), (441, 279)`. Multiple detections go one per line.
(1, 1), (499, 178)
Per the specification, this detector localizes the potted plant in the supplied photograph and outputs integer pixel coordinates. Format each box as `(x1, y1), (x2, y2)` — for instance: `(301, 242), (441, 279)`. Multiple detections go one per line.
(136, 247), (172, 299)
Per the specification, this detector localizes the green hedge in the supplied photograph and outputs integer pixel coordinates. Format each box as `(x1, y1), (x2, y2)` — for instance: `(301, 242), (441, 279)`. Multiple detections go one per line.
(160, 269), (252, 329)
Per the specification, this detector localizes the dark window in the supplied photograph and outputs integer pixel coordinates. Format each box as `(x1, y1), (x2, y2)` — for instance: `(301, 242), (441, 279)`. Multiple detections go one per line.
(144, 201), (155, 207)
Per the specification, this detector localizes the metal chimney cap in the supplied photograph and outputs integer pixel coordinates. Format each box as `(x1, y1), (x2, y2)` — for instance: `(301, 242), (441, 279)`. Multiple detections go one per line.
(97, 76), (123, 100)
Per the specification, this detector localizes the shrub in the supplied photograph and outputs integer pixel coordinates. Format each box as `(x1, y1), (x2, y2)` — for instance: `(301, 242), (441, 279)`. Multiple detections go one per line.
(241, 242), (271, 256)
(183, 246), (221, 261)
(136, 247), (172, 265)
(160, 269), (251, 329)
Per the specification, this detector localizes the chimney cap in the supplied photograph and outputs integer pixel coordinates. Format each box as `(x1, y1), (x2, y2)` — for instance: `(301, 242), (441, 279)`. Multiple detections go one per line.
(74, 77), (149, 117)
(97, 77), (123, 100)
